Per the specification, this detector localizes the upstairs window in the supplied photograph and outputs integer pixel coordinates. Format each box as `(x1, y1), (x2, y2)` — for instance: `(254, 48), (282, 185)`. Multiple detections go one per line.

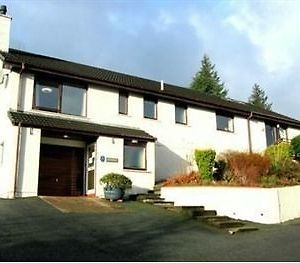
(175, 104), (187, 125)
(34, 78), (86, 116)
(119, 91), (128, 115)
(124, 139), (146, 170)
(144, 97), (157, 119)
(216, 113), (234, 132)
(35, 80), (59, 111)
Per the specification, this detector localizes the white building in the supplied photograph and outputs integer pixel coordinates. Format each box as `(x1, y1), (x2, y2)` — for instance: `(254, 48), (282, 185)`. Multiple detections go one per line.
(1, 6), (300, 198)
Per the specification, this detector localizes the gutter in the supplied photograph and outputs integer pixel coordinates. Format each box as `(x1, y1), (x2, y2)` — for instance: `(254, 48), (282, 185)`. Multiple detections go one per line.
(247, 112), (253, 153)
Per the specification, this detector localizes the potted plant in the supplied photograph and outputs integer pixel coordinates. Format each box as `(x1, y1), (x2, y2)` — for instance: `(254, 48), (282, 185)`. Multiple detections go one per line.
(100, 173), (132, 201)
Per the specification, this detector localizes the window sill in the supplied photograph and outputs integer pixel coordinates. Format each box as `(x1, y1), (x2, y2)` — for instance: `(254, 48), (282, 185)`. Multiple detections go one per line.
(217, 128), (234, 133)
(175, 121), (188, 126)
(123, 168), (151, 173)
(31, 109), (88, 120)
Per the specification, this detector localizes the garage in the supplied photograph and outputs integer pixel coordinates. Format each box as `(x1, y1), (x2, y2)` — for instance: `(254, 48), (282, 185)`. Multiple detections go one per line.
(38, 144), (84, 196)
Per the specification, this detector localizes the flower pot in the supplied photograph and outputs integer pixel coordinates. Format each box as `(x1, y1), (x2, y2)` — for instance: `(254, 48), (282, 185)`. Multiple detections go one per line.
(104, 187), (124, 201)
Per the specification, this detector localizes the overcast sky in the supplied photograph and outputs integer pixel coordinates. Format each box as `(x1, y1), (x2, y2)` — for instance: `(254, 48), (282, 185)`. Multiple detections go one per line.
(3, 0), (300, 119)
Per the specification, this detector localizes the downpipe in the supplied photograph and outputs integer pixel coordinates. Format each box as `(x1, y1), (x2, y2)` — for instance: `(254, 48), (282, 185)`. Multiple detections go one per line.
(14, 122), (22, 198)
(247, 112), (253, 153)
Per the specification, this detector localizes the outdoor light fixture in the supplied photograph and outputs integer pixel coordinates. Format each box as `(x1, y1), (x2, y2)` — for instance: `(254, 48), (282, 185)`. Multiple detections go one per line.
(41, 87), (53, 93)
(131, 139), (138, 144)
(63, 135), (69, 139)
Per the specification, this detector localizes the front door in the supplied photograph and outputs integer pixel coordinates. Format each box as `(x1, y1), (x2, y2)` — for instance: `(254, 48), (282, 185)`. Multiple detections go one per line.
(38, 144), (84, 196)
(86, 143), (96, 195)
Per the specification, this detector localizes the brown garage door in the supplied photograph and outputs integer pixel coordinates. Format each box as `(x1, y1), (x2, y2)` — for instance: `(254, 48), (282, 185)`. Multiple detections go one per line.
(38, 144), (84, 196)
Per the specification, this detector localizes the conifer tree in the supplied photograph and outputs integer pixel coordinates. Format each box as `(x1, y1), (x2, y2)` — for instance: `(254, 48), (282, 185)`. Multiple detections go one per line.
(248, 83), (272, 110)
(190, 54), (228, 98)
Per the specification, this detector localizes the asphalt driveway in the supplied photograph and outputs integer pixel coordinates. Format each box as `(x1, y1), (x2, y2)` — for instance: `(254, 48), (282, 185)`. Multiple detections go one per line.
(0, 197), (300, 261)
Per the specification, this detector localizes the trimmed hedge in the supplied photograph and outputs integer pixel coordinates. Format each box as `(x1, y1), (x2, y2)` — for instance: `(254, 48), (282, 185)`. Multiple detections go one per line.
(194, 149), (216, 180)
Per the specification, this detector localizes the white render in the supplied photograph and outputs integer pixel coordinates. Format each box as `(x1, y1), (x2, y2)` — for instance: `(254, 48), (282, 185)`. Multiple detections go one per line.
(161, 185), (300, 224)
(0, 13), (11, 52)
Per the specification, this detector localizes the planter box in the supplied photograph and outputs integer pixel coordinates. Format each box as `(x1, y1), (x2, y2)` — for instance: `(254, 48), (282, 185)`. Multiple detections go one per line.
(161, 185), (300, 224)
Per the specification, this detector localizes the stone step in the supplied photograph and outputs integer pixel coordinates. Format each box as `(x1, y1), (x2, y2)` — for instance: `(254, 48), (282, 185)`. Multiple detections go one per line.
(228, 226), (259, 235)
(199, 210), (217, 216)
(142, 198), (165, 204)
(164, 206), (183, 213)
(209, 220), (245, 229)
(153, 202), (174, 208)
(180, 207), (205, 218)
(197, 215), (230, 222)
(136, 194), (161, 201)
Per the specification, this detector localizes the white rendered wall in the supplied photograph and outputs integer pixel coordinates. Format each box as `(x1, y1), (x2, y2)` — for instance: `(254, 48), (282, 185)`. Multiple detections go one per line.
(0, 69), (21, 198)
(17, 127), (41, 197)
(12, 74), (300, 187)
(288, 127), (300, 140)
(0, 14), (11, 52)
(96, 136), (155, 197)
(161, 185), (300, 224)
(87, 85), (272, 180)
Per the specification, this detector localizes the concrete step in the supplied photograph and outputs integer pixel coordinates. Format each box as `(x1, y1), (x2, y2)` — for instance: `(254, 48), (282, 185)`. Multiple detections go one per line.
(228, 226), (259, 234)
(209, 220), (245, 229)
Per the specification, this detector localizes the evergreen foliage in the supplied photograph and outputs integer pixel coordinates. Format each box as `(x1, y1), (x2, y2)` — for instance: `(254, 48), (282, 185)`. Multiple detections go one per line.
(190, 54), (228, 98)
(248, 83), (272, 110)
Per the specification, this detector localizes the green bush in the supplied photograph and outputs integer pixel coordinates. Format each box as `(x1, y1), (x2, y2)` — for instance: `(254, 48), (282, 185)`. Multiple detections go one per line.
(265, 142), (293, 175)
(100, 173), (132, 190)
(194, 149), (216, 180)
(291, 135), (300, 158)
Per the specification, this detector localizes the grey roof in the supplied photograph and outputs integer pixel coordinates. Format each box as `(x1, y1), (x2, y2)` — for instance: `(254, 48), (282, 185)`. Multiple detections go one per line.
(2, 48), (300, 128)
(8, 110), (156, 141)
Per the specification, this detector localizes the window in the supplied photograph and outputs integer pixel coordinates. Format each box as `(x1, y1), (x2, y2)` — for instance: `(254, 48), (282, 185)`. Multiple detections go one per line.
(124, 140), (146, 170)
(144, 97), (157, 119)
(265, 123), (287, 146)
(61, 84), (86, 116)
(34, 78), (86, 116)
(35, 80), (59, 111)
(119, 91), (128, 115)
(175, 104), (187, 124)
(216, 113), (234, 132)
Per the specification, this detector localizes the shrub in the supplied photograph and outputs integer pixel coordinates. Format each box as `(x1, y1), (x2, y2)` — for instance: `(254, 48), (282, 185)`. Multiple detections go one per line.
(213, 160), (227, 181)
(100, 173), (132, 190)
(260, 175), (280, 188)
(265, 142), (293, 175)
(221, 151), (271, 186)
(194, 149), (216, 180)
(291, 135), (300, 159)
(162, 171), (201, 186)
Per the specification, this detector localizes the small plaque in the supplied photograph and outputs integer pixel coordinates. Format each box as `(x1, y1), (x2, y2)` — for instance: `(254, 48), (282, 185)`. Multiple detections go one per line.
(100, 155), (105, 162)
(106, 157), (118, 163)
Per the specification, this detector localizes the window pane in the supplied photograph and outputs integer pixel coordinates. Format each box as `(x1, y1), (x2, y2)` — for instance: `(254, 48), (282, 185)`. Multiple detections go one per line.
(35, 82), (59, 110)
(266, 124), (276, 146)
(62, 85), (86, 116)
(144, 98), (156, 119)
(175, 105), (187, 124)
(217, 115), (233, 131)
(119, 92), (128, 114)
(124, 144), (146, 169)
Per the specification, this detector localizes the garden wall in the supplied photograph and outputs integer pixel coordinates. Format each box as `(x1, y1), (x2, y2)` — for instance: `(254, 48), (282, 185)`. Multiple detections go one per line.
(160, 185), (300, 224)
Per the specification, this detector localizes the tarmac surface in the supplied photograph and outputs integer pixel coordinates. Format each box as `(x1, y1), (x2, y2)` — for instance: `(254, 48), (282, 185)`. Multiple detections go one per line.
(0, 197), (300, 261)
